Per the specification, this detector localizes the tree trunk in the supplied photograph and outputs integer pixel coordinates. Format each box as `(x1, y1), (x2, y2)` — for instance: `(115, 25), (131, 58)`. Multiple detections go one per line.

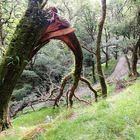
(0, 0), (49, 131)
(105, 46), (109, 68)
(96, 0), (107, 98)
(91, 54), (96, 83)
(124, 54), (132, 76)
(131, 38), (140, 77)
(114, 46), (118, 60)
(0, 0), (84, 129)
(0, 3), (3, 46)
(104, 28), (110, 68)
(102, 47), (109, 68)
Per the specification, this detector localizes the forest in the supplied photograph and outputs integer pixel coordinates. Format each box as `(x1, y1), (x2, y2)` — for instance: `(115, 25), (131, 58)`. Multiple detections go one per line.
(0, 0), (140, 139)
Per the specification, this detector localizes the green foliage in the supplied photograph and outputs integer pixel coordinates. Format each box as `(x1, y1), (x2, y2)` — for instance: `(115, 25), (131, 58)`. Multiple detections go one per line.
(2, 0), (28, 47)
(34, 41), (73, 79)
(13, 84), (32, 101)
(22, 70), (39, 79)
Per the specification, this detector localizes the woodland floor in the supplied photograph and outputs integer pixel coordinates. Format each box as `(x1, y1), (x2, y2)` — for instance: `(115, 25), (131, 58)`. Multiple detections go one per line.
(0, 57), (140, 140)
(0, 78), (140, 140)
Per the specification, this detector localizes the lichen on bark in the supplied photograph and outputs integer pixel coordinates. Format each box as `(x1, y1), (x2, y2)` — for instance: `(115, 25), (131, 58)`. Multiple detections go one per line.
(0, 0), (49, 131)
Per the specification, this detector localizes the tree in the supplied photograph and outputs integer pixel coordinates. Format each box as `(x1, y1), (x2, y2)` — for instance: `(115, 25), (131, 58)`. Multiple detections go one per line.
(0, 0), (49, 131)
(0, 3), (2, 46)
(107, 0), (140, 77)
(0, 0), (84, 131)
(131, 38), (140, 76)
(96, 0), (107, 97)
(131, 5), (140, 77)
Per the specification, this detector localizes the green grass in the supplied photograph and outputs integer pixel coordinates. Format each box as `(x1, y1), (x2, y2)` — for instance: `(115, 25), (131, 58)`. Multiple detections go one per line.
(13, 107), (60, 127)
(0, 108), (60, 140)
(1, 79), (140, 140)
(39, 79), (140, 140)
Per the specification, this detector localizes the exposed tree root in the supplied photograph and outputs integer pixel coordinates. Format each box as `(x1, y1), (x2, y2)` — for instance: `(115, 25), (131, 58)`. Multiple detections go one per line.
(53, 73), (98, 108)
(10, 76), (97, 117)
(0, 118), (12, 132)
(80, 77), (98, 102)
(54, 73), (72, 107)
(0, 107), (12, 131)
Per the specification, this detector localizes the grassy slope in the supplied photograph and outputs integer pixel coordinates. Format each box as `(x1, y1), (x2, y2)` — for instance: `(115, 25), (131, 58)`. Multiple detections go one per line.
(1, 79), (140, 140)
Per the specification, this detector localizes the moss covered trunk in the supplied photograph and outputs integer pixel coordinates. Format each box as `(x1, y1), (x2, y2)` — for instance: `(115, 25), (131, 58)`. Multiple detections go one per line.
(131, 38), (140, 77)
(91, 54), (96, 83)
(0, 0), (49, 131)
(96, 0), (107, 98)
(0, 3), (3, 46)
(54, 32), (83, 107)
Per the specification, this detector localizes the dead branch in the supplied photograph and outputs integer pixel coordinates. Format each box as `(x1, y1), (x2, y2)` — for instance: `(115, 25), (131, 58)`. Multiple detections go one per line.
(81, 45), (96, 55)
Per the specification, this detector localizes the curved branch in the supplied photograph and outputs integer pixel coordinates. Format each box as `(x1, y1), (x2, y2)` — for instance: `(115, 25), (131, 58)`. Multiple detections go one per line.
(80, 77), (98, 102)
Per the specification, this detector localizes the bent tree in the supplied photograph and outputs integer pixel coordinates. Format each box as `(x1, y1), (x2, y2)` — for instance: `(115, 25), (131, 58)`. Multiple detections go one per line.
(0, 0), (84, 131)
(0, 0), (49, 130)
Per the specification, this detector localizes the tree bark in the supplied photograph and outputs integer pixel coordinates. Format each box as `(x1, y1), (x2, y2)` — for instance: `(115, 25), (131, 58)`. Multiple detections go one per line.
(0, 0), (84, 129)
(0, 0), (49, 131)
(102, 47), (109, 68)
(104, 27), (110, 68)
(105, 46), (109, 68)
(0, 3), (3, 46)
(131, 38), (140, 77)
(124, 54), (132, 76)
(91, 54), (96, 83)
(96, 0), (107, 98)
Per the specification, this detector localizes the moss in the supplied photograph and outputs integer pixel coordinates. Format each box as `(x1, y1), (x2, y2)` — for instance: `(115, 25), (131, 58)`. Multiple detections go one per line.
(0, 1), (49, 130)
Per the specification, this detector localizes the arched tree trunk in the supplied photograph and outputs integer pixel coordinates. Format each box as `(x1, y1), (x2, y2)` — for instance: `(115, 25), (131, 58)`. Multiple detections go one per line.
(96, 0), (107, 98)
(0, 1), (83, 130)
(53, 33), (83, 107)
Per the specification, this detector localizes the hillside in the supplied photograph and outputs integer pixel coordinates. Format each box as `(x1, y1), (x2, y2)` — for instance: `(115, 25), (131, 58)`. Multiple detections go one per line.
(0, 79), (140, 140)
(0, 0), (140, 139)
